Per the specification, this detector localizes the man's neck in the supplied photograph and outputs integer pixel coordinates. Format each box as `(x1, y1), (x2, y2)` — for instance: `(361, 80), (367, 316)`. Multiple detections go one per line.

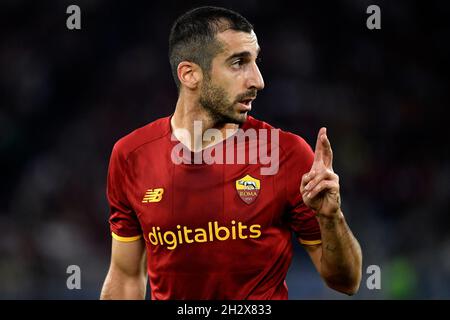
(171, 96), (239, 152)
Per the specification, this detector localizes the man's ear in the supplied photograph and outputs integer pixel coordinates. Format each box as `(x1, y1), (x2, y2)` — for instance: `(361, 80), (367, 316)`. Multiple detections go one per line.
(177, 61), (203, 90)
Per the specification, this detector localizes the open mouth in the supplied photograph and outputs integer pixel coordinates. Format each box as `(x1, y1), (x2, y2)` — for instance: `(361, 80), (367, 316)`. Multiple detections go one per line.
(239, 99), (253, 106)
(238, 99), (253, 112)
(236, 94), (256, 112)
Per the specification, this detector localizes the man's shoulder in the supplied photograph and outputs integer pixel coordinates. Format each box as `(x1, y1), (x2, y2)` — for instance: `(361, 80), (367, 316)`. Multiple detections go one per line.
(113, 116), (171, 158)
(245, 116), (312, 151)
(243, 116), (275, 130)
(247, 116), (315, 173)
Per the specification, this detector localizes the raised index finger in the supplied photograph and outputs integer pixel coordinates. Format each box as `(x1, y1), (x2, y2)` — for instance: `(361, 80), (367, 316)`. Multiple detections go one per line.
(313, 127), (333, 168)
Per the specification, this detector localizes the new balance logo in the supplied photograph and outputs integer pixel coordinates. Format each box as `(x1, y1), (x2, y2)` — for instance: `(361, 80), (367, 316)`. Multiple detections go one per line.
(142, 188), (164, 203)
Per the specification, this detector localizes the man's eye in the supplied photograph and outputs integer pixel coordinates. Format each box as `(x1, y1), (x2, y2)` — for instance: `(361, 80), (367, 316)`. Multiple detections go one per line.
(232, 59), (243, 66)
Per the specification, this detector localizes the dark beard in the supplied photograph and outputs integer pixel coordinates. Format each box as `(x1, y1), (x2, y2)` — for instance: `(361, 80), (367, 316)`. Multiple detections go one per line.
(199, 79), (246, 125)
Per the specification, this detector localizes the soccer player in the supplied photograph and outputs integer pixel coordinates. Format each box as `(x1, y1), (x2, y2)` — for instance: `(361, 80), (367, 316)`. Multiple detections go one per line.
(100, 6), (362, 300)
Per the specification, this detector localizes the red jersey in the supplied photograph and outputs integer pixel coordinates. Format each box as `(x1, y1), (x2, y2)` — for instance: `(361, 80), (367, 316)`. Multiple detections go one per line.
(107, 116), (321, 300)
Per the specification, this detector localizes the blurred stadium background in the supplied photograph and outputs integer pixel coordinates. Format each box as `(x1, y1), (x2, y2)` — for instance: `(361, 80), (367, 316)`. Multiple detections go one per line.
(1, 0), (449, 299)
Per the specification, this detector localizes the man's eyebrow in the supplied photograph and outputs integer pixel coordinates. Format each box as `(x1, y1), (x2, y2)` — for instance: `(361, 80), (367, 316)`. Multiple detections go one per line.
(225, 47), (261, 62)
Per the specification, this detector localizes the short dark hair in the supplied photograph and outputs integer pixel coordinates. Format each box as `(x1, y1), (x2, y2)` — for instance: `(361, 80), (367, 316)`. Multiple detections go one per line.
(169, 6), (253, 90)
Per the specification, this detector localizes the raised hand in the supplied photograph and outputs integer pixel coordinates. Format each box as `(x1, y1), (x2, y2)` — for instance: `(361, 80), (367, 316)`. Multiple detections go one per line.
(300, 127), (341, 217)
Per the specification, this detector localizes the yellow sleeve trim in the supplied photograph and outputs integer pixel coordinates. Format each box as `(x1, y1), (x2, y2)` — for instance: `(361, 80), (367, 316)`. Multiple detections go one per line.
(111, 232), (142, 242)
(299, 238), (322, 246)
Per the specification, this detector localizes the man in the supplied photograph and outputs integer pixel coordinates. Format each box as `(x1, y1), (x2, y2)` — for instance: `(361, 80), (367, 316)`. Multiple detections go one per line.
(100, 6), (362, 300)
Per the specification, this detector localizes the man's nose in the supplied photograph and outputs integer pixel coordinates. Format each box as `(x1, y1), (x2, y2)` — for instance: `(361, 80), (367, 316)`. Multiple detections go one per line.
(246, 63), (265, 91)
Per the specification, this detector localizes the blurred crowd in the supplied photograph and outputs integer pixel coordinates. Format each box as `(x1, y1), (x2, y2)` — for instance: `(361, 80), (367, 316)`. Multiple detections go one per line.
(1, 0), (449, 298)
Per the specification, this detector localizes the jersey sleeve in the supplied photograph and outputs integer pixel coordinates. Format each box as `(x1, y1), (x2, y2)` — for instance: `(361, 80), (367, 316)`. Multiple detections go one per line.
(107, 141), (142, 242)
(283, 133), (322, 245)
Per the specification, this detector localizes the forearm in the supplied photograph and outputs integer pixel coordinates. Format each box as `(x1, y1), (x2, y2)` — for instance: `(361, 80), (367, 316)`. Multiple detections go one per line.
(100, 268), (147, 300)
(317, 209), (362, 295)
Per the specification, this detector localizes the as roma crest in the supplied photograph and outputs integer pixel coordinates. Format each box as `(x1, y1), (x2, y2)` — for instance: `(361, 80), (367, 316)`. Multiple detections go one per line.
(235, 174), (260, 204)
